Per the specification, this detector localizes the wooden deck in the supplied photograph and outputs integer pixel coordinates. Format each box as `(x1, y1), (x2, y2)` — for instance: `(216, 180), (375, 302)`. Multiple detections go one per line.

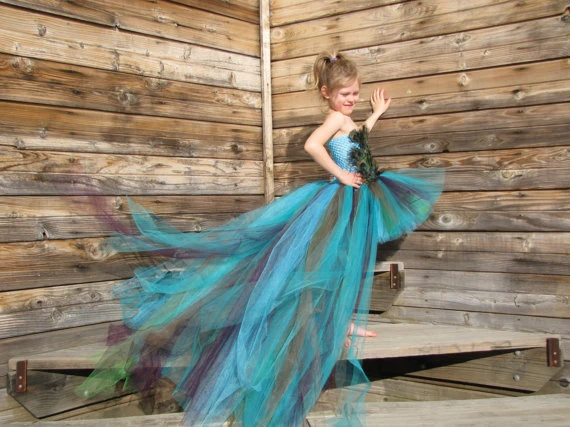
(2, 321), (565, 424)
(8, 321), (560, 371)
(4, 394), (569, 426)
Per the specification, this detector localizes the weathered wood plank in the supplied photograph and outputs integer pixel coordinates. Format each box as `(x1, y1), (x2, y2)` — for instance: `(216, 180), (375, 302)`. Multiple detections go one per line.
(7, 370), (130, 419)
(18, 395), (569, 425)
(273, 103), (570, 162)
(0, 102), (262, 160)
(170, 0), (259, 23)
(0, 301), (122, 339)
(382, 307), (570, 357)
(6, 323), (559, 370)
(271, 0), (400, 27)
(260, 0), (274, 203)
(425, 211), (570, 232)
(395, 287), (570, 318)
(378, 249), (570, 276)
(0, 195), (264, 218)
(0, 172), (264, 196)
(361, 377), (514, 402)
(0, 195), (265, 242)
(385, 232), (570, 254)
(0, 6), (260, 91)
(274, 57), (570, 107)
(435, 189), (570, 212)
(0, 212), (241, 242)
(44, 393), (149, 422)
(0, 238), (145, 290)
(0, 280), (118, 315)
(270, 0), (400, 26)
(275, 167), (570, 195)
(276, 123), (570, 163)
(274, 77), (570, 128)
(1, 0), (259, 56)
(0, 322), (116, 387)
(272, 16), (569, 93)
(281, 145), (570, 176)
(1, 147), (262, 176)
(0, 54), (261, 126)
(400, 269), (570, 296)
(271, 2), (567, 61)
(0, 389), (37, 423)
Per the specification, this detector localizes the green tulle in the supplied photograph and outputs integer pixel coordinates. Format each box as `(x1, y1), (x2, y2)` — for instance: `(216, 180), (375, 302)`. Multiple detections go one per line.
(77, 131), (445, 426)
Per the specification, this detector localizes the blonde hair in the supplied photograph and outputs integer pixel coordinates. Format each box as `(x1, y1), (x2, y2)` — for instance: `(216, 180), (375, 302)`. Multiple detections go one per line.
(312, 51), (359, 98)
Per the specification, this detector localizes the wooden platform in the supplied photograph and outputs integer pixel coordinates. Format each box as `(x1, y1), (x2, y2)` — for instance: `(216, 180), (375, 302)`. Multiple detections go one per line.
(5, 321), (562, 422)
(5, 394), (570, 426)
(8, 321), (560, 372)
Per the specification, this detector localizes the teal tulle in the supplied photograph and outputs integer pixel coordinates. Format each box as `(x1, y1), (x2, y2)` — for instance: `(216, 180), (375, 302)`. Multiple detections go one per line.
(77, 130), (444, 425)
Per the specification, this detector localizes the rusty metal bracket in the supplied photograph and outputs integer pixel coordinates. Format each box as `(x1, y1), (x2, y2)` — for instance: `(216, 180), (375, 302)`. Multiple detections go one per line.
(15, 360), (28, 393)
(547, 338), (561, 367)
(389, 263), (400, 289)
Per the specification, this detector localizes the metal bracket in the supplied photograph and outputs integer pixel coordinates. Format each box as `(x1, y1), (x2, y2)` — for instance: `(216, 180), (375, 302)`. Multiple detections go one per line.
(389, 263), (400, 289)
(547, 338), (561, 367)
(15, 360), (28, 393)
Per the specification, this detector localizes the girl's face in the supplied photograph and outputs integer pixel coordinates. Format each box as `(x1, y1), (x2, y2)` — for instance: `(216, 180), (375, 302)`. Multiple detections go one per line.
(323, 79), (360, 116)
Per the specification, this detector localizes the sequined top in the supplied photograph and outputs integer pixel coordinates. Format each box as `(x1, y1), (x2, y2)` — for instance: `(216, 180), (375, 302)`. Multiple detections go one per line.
(325, 134), (359, 173)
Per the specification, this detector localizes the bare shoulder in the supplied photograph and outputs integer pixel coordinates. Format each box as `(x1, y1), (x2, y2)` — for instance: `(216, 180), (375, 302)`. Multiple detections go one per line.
(323, 111), (346, 126)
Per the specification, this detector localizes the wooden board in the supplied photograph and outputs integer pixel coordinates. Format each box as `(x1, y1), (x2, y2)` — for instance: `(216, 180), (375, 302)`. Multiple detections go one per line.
(0, 6), (260, 91)
(273, 61), (570, 126)
(383, 307), (570, 359)
(6, 395), (570, 425)
(0, 53), (261, 126)
(2, 0), (259, 56)
(271, 2), (567, 61)
(309, 394), (570, 426)
(7, 322), (559, 371)
(0, 102), (263, 160)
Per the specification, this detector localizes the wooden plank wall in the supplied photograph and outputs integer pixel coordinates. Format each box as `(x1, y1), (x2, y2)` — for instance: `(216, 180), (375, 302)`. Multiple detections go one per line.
(270, 0), (570, 363)
(0, 0), (262, 389)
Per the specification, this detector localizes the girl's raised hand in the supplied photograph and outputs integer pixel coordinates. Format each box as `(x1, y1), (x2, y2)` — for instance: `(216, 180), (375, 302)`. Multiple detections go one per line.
(370, 87), (391, 116)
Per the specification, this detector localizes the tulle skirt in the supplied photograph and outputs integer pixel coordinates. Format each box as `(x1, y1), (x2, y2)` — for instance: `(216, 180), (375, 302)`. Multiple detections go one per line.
(77, 169), (444, 426)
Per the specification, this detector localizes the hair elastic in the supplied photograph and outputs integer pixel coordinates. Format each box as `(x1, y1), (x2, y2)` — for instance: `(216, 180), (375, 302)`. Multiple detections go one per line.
(329, 56), (337, 62)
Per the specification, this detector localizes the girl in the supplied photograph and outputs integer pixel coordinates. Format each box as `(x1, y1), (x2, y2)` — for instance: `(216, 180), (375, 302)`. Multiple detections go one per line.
(78, 52), (444, 426)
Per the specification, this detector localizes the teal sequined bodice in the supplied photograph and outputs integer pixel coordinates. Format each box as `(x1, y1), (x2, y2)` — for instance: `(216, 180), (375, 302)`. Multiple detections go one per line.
(326, 135), (359, 173)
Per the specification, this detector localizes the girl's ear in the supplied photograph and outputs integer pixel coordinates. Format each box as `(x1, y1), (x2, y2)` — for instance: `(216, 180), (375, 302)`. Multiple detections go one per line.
(321, 86), (330, 99)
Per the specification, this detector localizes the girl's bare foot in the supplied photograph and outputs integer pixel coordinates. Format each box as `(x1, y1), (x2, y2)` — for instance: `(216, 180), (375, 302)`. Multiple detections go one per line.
(345, 323), (377, 347)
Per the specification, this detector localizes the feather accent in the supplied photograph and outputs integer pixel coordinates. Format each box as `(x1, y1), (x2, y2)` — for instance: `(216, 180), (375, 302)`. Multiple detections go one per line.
(348, 128), (383, 183)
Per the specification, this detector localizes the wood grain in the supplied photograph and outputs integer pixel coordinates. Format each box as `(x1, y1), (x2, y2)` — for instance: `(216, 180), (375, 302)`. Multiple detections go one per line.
(0, 5), (260, 91)
(0, 53), (261, 126)
(0, 102), (263, 160)
(271, 2), (567, 61)
(1, 0), (260, 56)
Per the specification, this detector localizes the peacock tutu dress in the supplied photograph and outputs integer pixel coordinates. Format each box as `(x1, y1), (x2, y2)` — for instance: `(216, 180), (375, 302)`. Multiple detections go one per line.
(77, 128), (444, 425)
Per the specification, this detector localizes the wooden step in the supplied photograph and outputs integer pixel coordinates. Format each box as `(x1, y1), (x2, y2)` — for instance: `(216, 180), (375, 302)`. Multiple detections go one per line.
(356, 320), (560, 360)
(6, 394), (570, 426)
(8, 322), (560, 372)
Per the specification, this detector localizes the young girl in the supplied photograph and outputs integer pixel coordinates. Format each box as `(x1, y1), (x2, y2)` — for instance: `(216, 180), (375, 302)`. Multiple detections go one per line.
(78, 52), (444, 426)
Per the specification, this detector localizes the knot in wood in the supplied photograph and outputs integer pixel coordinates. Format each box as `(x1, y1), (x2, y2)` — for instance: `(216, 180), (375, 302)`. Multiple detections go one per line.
(457, 73), (470, 87)
(37, 24), (47, 37)
(512, 89), (526, 100)
(117, 89), (137, 106)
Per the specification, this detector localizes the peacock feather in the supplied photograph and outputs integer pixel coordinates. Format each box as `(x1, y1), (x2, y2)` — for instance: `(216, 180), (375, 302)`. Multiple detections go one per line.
(348, 127), (382, 183)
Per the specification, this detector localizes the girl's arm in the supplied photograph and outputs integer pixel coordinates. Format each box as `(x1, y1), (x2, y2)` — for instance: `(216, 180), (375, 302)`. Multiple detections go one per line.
(304, 112), (363, 188)
(363, 88), (391, 132)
